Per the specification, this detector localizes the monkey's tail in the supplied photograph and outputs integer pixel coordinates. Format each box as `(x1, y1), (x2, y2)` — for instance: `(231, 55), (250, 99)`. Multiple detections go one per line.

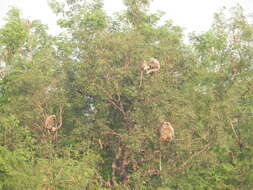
(139, 71), (143, 88)
(159, 141), (162, 171)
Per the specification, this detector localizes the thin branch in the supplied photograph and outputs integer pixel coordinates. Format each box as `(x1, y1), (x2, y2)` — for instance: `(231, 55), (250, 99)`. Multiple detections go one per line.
(106, 94), (125, 116)
(230, 120), (243, 148)
(111, 146), (122, 186)
(139, 71), (143, 88)
(57, 104), (63, 129)
(170, 144), (210, 174)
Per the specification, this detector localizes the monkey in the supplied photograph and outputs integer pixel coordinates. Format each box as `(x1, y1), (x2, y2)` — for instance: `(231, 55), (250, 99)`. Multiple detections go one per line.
(139, 58), (160, 87)
(43, 106), (63, 142)
(141, 60), (150, 72)
(159, 121), (174, 141)
(232, 63), (239, 75)
(140, 60), (150, 87)
(146, 58), (160, 74)
(45, 115), (56, 130)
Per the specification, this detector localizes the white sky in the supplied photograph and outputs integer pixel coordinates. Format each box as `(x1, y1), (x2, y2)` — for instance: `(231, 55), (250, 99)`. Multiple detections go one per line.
(0, 0), (252, 36)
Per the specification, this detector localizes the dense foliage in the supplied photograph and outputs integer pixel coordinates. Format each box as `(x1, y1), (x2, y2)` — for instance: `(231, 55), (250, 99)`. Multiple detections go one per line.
(0, 1), (252, 189)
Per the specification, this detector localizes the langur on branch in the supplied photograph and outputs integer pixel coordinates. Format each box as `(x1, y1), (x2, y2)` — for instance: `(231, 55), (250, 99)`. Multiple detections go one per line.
(160, 121), (174, 141)
(146, 58), (160, 74)
(139, 58), (160, 87)
(44, 114), (62, 132)
(45, 115), (56, 130)
(141, 60), (150, 72)
(159, 121), (174, 171)
(139, 60), (150, 87)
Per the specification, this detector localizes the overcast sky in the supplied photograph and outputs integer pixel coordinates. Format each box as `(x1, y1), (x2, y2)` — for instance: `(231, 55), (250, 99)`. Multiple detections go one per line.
(0, 0), (252, 36)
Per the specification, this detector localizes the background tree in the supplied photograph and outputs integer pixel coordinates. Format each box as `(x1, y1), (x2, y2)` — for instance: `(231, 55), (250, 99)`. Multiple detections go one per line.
(0, 1), (252, 190)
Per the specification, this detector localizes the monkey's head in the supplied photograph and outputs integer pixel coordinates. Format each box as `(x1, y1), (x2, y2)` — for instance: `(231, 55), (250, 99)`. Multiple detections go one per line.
(50, 115), (56, 120)
(151, 57), (159, 63)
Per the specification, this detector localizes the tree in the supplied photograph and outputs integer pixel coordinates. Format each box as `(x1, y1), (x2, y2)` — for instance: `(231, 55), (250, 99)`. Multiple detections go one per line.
(0, 1), (252, 189)
(50, 0), (208, 188)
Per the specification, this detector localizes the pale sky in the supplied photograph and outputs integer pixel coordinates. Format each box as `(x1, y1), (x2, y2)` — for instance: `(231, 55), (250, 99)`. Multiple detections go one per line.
(0, 0), (252, 36)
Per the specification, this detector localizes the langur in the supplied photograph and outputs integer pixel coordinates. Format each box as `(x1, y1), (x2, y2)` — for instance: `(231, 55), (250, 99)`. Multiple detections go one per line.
(44, 114), (63, 143)
(232, 63), (238, 75)
(139, 58), (160, 87)
(140, 60), (150, 87)
(45, 115), (56, 130)
(43, 105), (63, 143)
(146, 58), (160, 74)
(45, 114), (62, 132)
(141, 60), (150, 72)
(159, 121), (174, 171)
(160, 121), (174, 141)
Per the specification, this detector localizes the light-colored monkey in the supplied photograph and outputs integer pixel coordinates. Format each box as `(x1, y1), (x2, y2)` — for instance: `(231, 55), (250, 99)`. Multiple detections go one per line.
(139, 60), (150, 87)
(141, 60), (150, 73)
(146, 58), (160, 74)
(45, 114), (63, 133)
(160, 121), (174, 141)
(45, 115), (56, 130)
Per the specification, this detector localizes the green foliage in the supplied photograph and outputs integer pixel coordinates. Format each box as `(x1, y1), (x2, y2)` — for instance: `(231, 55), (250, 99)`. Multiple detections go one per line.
(0, 7), (27, 61)
(0, 1), (252, 189)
